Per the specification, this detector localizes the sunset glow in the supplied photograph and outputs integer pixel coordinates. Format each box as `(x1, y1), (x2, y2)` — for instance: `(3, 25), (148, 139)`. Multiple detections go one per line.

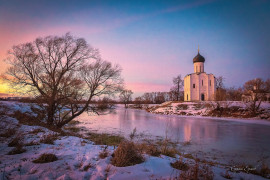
(0, 0), (269, 97)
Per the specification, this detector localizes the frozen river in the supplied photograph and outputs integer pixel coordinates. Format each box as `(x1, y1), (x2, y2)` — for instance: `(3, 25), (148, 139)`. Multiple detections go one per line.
(78, 105), (270, 166)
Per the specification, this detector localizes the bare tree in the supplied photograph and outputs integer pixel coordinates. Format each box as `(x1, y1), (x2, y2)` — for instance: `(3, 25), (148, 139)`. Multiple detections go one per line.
(211, 76), (229, 117)
(3, 33), (123, 128)
(214, 76), (227, 101)
(119, 89), (133, 108)
(170, 74), (184, 101)
(215, 76), (225, 90)
(264, 78), (270, 93)
(243, 78), (267, 116)
(226, 87), (243, 101)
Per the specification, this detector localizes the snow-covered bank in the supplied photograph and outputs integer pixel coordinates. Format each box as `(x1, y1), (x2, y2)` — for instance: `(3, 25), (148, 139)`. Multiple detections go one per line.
(135, 101), (270, 121)
(0, 101), (269, 179)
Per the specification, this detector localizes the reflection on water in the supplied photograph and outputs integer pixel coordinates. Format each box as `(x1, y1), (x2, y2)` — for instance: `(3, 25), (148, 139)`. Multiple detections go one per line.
(78, 106), (270, 166)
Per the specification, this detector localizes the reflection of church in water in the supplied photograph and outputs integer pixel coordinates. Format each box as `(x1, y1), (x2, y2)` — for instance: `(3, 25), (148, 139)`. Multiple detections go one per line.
(184, 49), (216, 101)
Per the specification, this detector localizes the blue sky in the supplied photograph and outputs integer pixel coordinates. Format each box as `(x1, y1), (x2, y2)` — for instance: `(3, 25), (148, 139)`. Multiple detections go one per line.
(0, 0), (269, 96)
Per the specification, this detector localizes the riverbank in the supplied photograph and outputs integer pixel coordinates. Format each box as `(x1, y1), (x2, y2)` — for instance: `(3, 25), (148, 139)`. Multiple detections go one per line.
(0, 101), (269, 179)
(129, 101), (270, 121)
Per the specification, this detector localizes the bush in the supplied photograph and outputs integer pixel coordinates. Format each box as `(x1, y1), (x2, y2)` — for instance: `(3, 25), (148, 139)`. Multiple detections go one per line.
(40, 134), (59, 144)
(176, 104), (188, 110)
(171, 159), (189, 171)
(33, 153), (58, 163)
(83, 163), (92, 171)
(137, 143), (161, 157)
(161, 147), (179, 158)
(8, 145), (26, 155)
(183, 153), (194, 159)
(12, 111), (37, 125)
(25, 141), (40, 146)
(260, 163), (270, 178)
(8, 136), (22, 147)
(179, 161), (214, 180)
(0, 128), (16, 138)
(29, 128), (44, 134)
(99, 149), (109, 159)
(111, 141), (144, 167)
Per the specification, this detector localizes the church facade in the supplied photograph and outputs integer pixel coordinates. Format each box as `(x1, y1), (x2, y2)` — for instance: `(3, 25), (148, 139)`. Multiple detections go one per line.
(184, 50), (216, 101)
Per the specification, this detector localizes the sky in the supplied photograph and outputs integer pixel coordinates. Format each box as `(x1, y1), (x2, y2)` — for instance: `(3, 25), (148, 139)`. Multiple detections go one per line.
(0, 0), (270, 97)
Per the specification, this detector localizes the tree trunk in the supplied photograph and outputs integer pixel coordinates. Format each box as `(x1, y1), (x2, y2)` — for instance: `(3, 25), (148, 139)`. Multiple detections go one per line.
(47, 99), (55, 126)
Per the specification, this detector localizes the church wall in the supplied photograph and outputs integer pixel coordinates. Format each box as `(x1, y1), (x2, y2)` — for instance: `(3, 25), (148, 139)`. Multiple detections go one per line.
(190, 74), (199, 101)
(186, 73), (216, 101)
(207, 74), (216, 100)
(194, 62), (204, 73)
(190, 73), (208, 101)
(184, 75), (191, 101)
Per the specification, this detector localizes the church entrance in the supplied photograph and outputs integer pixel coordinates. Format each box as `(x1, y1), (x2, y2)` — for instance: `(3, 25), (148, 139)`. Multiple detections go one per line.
(201, 94), (205, 101)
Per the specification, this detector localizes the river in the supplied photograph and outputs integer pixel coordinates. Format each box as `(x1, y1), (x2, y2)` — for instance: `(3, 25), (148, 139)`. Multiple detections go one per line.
(77, 105), (270, 166)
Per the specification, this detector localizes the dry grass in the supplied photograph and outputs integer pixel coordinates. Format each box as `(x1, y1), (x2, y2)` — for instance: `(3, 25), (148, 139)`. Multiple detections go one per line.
(86, 132), (124, 146)
(99, 148), (109, 159)
(11, 110), (64, 133)
(182, 140), (192, 146)
(161, 147), (179, 158)
(83, 163), (92, 171)
(0, 128), (16, 138)
(12, 110), (38, 126)
(258, 163), (270, 178)
(33, 153), (58, 163)
(171, 158), (189, 171)
(40, 134), (59, 144)
(64, 126), (81, 133)
(221, 171), (233, 179)
(8, 136), (22, 147)
(178, 161), (214, 180)
(136, 143), (161, 157)
(25, 141), (40, 146)
(68, 120), (81, 125)
(8, 145), (26, 155)
(111, 141), (144, 167)
(183, 153), (195, 160)
(176, 104), (188, 110)
(156, 138), (180, 158)
(29, 128), (44, 134)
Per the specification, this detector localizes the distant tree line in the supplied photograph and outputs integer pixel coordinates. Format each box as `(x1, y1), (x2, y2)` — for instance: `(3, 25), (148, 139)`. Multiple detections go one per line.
(132, 74), (184, 104)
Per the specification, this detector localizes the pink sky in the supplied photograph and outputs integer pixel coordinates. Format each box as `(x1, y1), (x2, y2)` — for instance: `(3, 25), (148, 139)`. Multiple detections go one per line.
(1, 0), (269, 97)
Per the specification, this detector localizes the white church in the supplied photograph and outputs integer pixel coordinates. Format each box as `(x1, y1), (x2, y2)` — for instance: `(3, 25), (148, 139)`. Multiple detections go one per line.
(184, 50), (216, 101)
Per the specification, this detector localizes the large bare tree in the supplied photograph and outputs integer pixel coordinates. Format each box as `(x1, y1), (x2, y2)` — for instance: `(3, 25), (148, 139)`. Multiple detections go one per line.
(3, 33), (123, 128)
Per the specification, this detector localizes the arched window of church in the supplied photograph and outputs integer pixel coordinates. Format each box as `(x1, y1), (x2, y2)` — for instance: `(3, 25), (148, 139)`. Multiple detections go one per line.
(202, 80), (203, 86)
(210, 80), (211, 86)
(196, 66), (198, 72)
(200, 66), (201, 72)
(193, 84), (195, 88)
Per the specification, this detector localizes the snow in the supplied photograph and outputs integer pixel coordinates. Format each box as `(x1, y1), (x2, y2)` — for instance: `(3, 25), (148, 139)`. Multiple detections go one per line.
(146, 101), (270, 121)
(0, 101), (269, 179)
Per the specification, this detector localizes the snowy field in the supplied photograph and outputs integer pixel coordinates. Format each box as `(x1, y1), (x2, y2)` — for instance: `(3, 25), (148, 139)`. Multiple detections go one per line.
(0, 101), (269, 179)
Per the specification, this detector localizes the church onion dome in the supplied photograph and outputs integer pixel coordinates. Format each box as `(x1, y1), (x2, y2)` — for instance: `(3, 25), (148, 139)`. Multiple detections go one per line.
(193, 52), (205, 63)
